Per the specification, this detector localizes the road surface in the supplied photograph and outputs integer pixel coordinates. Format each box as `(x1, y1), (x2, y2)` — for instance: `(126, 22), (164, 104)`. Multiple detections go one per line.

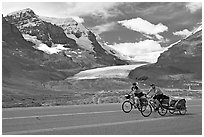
(2, 99), (202, 135)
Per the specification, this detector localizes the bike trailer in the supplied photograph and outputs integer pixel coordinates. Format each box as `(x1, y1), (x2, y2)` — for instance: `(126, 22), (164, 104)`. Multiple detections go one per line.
(175, 99), (186, 109)
(169, 98), (186, 108)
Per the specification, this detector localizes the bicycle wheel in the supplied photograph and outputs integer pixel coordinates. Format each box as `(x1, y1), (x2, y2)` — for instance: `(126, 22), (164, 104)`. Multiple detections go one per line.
(122, 101), (133, 113)
(140, 104), (152, 117)
(158, 107), (167, 116)
(179, 108), (187, 115)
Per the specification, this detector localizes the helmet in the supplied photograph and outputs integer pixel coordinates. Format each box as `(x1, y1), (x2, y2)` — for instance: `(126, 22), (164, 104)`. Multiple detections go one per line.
(150, 83), (155, 87)
(132, 82), (139, 86)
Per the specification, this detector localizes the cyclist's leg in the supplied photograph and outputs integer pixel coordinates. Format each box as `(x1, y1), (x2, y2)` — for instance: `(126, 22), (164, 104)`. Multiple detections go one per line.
(133, 93), (138, 105)
(153, 95), (160, 110)
(155, 99), (160, 108)
(139, 94), (146, 105)
(136, 97), (140, 106)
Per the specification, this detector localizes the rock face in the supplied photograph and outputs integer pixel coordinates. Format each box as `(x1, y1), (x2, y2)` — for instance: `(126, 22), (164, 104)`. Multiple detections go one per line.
(157, 29), (202, 78)
(129, 28), (202, 88)
(5, 8), (77, 48)
(2, 16), (81, 84)
(40, 16), (127, 66)
(5, 8), (127, 67)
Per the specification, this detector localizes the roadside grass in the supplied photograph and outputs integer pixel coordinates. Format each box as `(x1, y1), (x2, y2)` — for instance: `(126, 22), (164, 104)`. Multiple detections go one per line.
(2, 88), (201, 108)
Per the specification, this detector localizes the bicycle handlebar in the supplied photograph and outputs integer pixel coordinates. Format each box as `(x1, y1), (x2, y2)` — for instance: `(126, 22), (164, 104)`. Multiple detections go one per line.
(145, 95), (154, 99)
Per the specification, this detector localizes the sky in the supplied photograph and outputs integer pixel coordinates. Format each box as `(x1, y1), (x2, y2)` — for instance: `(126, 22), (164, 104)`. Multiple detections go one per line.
(2, 2), (202, 63)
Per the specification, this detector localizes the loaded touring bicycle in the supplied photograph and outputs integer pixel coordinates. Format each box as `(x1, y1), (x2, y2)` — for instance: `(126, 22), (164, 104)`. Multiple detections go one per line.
(122, 92), (187, 117)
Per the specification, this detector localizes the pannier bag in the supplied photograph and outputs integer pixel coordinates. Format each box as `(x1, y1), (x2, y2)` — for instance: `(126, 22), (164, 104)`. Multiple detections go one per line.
(161, 99), (169, 106)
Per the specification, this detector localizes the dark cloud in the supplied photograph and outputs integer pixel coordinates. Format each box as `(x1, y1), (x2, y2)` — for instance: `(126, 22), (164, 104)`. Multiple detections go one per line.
(85, 2), (201, 28)
(84, 2), (201, 47)
(100, 26), (147, 44)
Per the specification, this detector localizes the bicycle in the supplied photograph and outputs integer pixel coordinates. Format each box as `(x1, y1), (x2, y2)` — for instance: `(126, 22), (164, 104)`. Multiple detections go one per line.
(122, 92), (152, 117)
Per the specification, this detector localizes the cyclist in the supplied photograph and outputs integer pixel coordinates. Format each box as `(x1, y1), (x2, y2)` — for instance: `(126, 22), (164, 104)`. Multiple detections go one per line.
(147, 83), (169, 110)
(131, 82), (146, 107)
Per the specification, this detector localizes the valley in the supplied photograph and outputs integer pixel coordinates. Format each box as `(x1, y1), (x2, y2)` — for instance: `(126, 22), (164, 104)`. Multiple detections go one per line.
(2, 63), (201, 108)
(2, 7), (202, 108)
(2, 63), (145, 108)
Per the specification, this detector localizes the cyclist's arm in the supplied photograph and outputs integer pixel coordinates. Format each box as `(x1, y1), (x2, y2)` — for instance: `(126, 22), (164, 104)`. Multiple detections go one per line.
(129, 88), (134, 94)
(131, 86), (135, 91)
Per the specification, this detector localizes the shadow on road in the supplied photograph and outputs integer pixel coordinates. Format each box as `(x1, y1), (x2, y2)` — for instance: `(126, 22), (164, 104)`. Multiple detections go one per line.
(125, 110), (199, 119)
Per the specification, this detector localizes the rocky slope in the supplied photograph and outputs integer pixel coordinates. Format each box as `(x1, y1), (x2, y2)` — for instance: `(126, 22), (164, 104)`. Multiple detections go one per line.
(3, 15), (86, 84)
(5, 9), (76, 48)
(40, 15), (127, 66)
(129, 27), (202, 88)
(5, 8), (127, 67)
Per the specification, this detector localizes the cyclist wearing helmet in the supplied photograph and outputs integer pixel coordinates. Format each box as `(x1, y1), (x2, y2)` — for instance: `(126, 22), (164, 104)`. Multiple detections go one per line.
(131, 82), (145, 106)
(147, 84), (169, 110)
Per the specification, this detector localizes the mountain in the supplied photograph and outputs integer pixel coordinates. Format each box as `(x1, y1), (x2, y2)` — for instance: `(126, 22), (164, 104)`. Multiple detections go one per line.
(2, 15), (83, 84)
(3, 15), (86, 107)
(5, 8), (76, 48)
(40, 16), (127, 65)
(5, 8), (127, 67)
(129, 26), (202, 88)
(2, 8), (127, 107)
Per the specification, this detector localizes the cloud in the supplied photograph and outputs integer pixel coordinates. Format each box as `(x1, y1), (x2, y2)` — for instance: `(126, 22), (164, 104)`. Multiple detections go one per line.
(107, 40), (165, 63)
(2, 2), (120, 19)
(118, 17), (168, 40)
(91, 22), (117, 34)
(63, 2), (119, 18)
(186, 2), (202, 13)
(173, 29), (192, 38)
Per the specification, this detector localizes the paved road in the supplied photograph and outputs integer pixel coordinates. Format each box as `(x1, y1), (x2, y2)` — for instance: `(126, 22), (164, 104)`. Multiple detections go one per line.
(2, 99), (202, 135)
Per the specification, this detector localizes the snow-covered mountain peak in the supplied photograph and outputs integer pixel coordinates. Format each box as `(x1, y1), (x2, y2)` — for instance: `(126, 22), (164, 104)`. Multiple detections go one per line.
(7, 8), (37, 19)
(39, 16), (77, 26)
(40, 16), (89, 36)
(40, 16), (95, 51)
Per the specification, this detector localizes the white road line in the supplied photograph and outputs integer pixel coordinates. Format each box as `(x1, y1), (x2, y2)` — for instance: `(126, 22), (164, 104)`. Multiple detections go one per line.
(3, 116), (190, 135)
(2, 104), (201, 120)
(2, 110), (122, 120)
(2, 103), (120, 111)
